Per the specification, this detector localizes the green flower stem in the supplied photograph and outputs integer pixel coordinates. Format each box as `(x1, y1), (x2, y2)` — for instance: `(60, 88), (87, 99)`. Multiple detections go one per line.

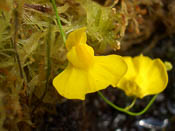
(98, 91), (158, 116)
(124, 97), (136, 111)
(51, 0), (66, 44)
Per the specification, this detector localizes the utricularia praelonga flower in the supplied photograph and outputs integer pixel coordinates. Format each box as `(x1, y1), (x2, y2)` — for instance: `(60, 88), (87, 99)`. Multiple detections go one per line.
(53, 27), (127, 100)
(117, 55), (168, 98)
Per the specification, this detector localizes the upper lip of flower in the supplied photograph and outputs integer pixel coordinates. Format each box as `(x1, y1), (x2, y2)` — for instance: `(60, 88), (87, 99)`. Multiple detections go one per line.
(66, 42), (95, 69)
(65, 27), (87, 50)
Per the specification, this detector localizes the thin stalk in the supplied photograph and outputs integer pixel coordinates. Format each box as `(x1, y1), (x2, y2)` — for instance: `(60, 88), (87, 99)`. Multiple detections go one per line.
(124, 97), (136, 111)
(13, 7), (24, 78)
(32, 23), (51, 114)
(98, 91), (158, 116)
(51, 0), (66, 44)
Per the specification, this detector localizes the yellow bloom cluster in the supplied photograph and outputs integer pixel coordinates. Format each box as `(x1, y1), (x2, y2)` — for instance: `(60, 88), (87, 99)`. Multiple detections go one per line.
(53, 27), (168, 100)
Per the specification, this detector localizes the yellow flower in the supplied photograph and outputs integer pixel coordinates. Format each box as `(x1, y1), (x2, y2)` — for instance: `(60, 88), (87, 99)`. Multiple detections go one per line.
(117, 55), (168, 98)
(53, 27), (127, 100)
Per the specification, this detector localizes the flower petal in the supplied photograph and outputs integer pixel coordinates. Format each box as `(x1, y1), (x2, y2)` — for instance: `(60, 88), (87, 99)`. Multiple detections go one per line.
(120, 56), (137, 79)
(86, 55), (127, 93)
(67, 44), (94, 69)
(53, 64), (89, 100)
(117, 55), (168, 98)
(133, 55), (153, 75)
(139, 58), (168, 97)
(66, 27), (87, 50)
